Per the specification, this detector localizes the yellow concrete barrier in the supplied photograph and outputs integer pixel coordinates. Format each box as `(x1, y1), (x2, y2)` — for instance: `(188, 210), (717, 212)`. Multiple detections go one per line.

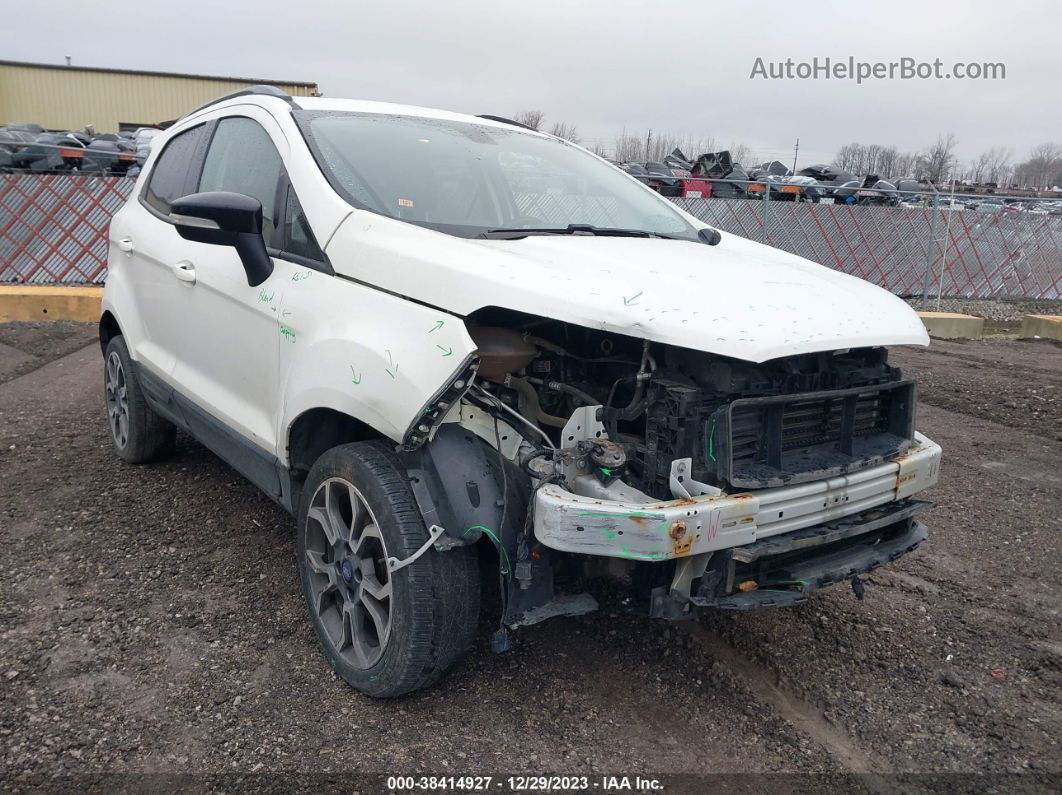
(0, 286), (103, 323)
(1020, 314), (1062, 341)
(916, 311), (985, 340)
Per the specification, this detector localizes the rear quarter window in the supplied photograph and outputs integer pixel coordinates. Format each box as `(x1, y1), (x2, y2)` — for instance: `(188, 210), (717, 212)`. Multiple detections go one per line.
(142, 125), (206, 214)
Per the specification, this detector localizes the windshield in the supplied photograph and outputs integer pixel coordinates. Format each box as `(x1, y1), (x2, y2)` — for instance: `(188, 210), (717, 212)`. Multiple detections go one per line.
(294, 111), (698, 240)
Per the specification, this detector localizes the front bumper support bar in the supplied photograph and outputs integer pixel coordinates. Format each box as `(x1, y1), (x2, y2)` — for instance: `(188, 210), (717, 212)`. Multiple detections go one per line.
(649, 501), (929, 617)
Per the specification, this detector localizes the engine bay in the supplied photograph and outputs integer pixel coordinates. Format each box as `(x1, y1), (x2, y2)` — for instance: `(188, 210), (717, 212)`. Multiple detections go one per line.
(462, 307), (915, 500)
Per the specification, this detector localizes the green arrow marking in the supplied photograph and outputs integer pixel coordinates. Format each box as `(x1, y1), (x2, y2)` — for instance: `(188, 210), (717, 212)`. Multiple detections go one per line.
(436, 344), (453, 357)
(429, 320), (445, 333)
(623, 291), (643, 306)
(349, 366), (361, 385)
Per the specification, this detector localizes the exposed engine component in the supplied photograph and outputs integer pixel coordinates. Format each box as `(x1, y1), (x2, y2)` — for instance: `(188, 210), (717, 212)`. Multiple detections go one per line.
(523, 437), (627, 487)
(468, 326), (538, 382)
(465, 309), (914, 501)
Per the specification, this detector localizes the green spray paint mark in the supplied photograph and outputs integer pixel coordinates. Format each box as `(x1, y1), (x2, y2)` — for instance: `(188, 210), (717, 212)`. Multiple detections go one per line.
(428, 320), (445, 333)
(384, 349), (399, 379)
(707, 418), (717, 462)
(349, 366), (361, 385)
(436, 344), (453, 357)
(280, 326), (296, 343)
(623, 291), (643, 306)
(291, 270), (312, 282)
(619, 546), (669, 562)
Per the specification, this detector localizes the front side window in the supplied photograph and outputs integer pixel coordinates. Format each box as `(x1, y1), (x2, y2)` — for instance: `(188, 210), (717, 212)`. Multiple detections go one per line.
(198, 117), (283, 247)
(294, 111), (698, 241)
(280, 185), (326, 262)
(143, 124), (205, 214)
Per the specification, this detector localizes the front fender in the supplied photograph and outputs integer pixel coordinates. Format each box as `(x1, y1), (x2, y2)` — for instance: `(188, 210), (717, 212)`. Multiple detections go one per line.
(275, 274), (477, 466)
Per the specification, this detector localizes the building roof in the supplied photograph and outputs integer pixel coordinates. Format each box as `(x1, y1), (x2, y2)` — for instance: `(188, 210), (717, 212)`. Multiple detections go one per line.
(0, 59), (317, 89)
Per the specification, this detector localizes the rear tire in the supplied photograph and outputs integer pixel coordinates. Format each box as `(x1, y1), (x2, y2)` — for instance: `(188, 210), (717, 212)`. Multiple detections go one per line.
(297, 441), (480, 697)
(103, 335), (176, 463)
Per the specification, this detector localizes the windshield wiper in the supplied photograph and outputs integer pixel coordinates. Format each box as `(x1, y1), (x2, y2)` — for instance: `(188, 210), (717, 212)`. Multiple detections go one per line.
(479, 224), (676, 240)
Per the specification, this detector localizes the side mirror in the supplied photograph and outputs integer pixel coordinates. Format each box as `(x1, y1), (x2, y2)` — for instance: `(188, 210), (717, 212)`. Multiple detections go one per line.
(169, 192), (273, 286)
(698, 227), (722, 246)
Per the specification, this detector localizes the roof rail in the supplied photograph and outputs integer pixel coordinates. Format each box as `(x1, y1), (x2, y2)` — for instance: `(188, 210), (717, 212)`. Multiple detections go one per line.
(185, 85), (296, 118)
(476, 114), (536, 131)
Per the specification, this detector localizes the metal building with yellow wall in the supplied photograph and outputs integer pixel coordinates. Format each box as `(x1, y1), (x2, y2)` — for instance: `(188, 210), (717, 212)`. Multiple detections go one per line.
(0, 60), (318, 132)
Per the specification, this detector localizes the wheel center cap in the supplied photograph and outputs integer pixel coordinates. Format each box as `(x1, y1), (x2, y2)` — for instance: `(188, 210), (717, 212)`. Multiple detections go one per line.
(339, 559), (355, 584)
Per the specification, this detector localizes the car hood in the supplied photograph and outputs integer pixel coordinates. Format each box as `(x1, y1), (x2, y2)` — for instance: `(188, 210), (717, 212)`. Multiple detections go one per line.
(326, 215), (929, 363)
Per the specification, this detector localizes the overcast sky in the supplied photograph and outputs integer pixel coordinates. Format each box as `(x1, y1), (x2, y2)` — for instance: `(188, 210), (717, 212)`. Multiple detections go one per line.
(3, 0), (1058, 166)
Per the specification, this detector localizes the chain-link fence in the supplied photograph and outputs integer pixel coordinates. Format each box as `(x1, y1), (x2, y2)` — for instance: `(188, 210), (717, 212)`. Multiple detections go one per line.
(1, 173), (1061, 299)
(0, 174), (133, 283)
(673, 184), (1062, 301)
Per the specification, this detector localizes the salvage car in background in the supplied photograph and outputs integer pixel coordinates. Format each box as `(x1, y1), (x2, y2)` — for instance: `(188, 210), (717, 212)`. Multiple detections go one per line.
(100, 87), (942, 697)
(0, 124), (157, 175)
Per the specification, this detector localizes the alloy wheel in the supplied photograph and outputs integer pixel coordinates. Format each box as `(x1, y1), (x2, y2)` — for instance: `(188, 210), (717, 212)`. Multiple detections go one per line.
(105, 351), (129, 449)
(304, 478), (393, 669)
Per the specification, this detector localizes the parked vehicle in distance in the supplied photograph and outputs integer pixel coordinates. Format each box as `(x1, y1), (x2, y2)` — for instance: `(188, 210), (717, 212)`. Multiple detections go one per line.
(618, 161), (710, 198)
(0, 124), (157, 175)
(101, 88), (942, 697)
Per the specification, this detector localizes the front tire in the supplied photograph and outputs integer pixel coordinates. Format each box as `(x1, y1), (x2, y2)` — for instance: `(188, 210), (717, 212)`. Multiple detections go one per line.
(103, 335), (175, 463)
(297, 442), (480, 697)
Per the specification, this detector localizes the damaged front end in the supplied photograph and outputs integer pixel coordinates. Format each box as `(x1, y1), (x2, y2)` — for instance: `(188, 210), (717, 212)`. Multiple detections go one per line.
(400, 311), (941, 628)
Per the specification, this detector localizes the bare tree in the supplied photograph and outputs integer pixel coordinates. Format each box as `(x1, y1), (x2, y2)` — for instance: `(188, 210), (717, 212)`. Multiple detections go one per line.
(587, 141), (611, 158)
(984, 147), (1012, 185)
(613, 130), (644, 162)
(919, 133), (959, 185)
(656, 134), (716, 162)
(1013, 142), (1062, 189)
(727, 142), (752, 165)
(893, 151), (919, 178)
(513, 110), (545, 131)
(876, 146), (899, 178)
(969, 149), (994, 183)
(833, 142), (865, 173)
(548, 121), (580, 144)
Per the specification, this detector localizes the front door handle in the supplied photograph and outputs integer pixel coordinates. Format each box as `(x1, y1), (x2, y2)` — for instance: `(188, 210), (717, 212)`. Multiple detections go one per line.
(117, 237), (134, 253)
(171, 260), (196, 284)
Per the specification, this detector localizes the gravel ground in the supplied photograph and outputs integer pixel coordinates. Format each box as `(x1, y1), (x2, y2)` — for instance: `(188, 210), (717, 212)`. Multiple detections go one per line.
(0, 322), (97, 384)
(891, 338), (1062, 437)
(0, 329), (1059, 791)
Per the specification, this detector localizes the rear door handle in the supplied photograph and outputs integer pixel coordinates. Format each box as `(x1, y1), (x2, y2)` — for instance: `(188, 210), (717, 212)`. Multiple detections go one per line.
(117, 237), (134, 253)
(171, 260), (196, 284)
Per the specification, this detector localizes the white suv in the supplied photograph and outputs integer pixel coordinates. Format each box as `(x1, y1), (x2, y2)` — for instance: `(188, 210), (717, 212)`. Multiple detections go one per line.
(101, 86), (942, 697)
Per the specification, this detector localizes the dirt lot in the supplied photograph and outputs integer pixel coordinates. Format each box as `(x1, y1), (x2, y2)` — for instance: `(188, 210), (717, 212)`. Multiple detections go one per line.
(0, 323), (1059, 791)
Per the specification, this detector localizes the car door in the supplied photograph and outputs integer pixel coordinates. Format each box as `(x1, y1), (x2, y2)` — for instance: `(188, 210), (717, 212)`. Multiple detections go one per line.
(167, 112), (287, 462)
(117, 122), (209, 378)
